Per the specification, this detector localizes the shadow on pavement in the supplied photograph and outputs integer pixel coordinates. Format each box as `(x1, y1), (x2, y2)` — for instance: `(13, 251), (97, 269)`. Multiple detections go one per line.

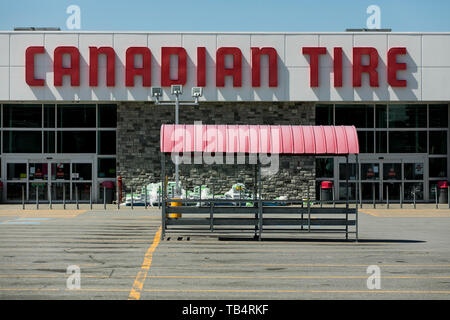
(218, 237), (426, 243)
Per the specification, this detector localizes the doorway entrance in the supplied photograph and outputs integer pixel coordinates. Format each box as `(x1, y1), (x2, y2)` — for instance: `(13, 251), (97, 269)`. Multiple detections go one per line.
(337, 154), (427, 203)
(3, 157), (94, 203)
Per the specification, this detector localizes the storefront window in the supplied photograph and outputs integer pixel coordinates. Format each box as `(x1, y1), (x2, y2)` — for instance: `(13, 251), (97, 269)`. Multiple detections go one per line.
(315, 158), (334, 178)
(361, 163), (379, 180)
(388, 104), (427, 128)
(98, 131), (116, 155)
(3, 104), (42, 128)
(98, 104), (117, 128)
(429, 181), (439, 200)
(57, 131), (96, 153)
(72, 163), (92, 180)
(29, 163), (48, 180)
(98, 158), (116, 178)
(339, 163), (357, 180)
(357, 131), (374, 153)
(429, 158), (447, 178)
(382, 182), (401, 200)
(3, 131), (42, 153)
(429, 104), (448, 128)
(383, 163), (401, 180)
(376, 131), (387, 153)
(44, 104), (55, 128)
(404, 182), (424, 200)
(389, 131), (426, 153)
(339, 182), (356, 200)
(429, 131), (447, 154)
(51, 163), (70, 180)
(72, 182), (92, 200)
(6, 183), (26, 201)
(57, 104), (96, 128)
(375, 104), (387, 128)
(335, 104), (373, 128)
(7, 163), (27, 180)
(315, 104), (333, 125)
(404, 163), (424, 180)
(44, 131), (55, 153)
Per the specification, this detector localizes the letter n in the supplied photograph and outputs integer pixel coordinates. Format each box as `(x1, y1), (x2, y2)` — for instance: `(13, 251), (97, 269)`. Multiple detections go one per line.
(251, 47), (278, 87)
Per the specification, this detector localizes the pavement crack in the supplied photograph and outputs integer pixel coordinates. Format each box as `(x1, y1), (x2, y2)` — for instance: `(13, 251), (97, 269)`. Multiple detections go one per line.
(88, 255), (106, 265)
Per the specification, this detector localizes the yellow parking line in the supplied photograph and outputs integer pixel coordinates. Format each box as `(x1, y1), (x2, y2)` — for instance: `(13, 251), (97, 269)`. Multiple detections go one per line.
(128, 226), (162, 300)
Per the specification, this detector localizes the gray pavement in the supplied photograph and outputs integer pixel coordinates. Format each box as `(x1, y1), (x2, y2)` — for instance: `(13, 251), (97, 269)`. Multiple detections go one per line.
(0, 204), (449, 300)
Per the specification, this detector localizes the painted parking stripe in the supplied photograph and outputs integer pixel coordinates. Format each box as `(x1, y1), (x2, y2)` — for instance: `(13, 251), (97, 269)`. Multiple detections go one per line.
(128, 226), (162, 300)
(0, 218), (53, 225)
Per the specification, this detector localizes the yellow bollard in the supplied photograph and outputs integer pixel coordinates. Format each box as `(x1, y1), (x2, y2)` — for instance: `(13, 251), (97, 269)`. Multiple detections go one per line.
(168, 198), (182, 218)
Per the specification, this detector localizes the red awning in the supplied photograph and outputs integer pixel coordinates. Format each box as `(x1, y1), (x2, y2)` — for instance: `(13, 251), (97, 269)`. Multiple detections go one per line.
(160, 124), (359, 155)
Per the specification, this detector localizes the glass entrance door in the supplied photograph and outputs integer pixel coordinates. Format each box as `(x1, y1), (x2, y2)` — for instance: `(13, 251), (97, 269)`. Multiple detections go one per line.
(337, 155), (427, 203)
(29, 162), (49, 201)
(50, 162), (70, 202)
(4, 159), (93, 203)
(382, 161), (402, 201)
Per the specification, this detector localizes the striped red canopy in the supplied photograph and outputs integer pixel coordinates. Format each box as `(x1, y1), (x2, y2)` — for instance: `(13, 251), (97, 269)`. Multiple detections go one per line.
(160, 124), (359, 155)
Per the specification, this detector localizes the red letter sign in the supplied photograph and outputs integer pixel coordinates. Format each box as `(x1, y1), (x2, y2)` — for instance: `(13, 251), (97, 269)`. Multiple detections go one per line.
(353, 47), (379, 87)
(25, 46), (45, 86)
(126, 47), (151, 87)
(251, 47), (278, 87)
(302, 47), (327, 87)
(387, 47), (407, 87)
(161, 47), (187, 87)
(54, 46), (80, 86)
(216, 47), (242, 87)
(333, 47), (343, 87)
(197, 47), (206, 87)
(89, 47), (115, 87)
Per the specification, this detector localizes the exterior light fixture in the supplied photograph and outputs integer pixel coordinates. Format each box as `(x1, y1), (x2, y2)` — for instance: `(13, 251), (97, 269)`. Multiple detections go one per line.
(191, 87), (203, 98)
(151, 87), (163, 102)
(191, 87), (203, 103)
(152, 84), (200, 197)
(171, 85), (183, 96)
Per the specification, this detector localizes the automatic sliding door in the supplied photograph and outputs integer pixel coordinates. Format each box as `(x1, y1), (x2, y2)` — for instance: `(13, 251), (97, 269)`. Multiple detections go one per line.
(72, 163), (92, 202)
(403, 162), (425, 201)
(29, 162), (48, 201)
(6, 163), (27, 201)
(382, 162), (401, 201)
(50, 162), (70, 202)
(360, 163), (380, 202)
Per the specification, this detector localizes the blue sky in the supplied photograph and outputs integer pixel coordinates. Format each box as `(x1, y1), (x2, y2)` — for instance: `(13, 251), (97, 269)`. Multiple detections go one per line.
(0, 0), (449, 32)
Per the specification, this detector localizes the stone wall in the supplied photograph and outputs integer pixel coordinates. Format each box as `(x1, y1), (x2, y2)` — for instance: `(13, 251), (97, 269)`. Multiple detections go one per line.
(117, 102), (316, 199)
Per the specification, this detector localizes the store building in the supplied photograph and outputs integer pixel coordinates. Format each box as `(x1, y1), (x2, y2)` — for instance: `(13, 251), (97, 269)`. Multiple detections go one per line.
(0, 31), (448, 203)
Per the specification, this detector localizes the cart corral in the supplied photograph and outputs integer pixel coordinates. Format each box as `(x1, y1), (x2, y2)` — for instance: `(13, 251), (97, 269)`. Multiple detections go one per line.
(160, 124), (360, 241)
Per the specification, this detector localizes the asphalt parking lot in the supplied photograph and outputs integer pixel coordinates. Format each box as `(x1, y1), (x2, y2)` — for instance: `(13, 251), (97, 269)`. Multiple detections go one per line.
(0, 204), (449, 300)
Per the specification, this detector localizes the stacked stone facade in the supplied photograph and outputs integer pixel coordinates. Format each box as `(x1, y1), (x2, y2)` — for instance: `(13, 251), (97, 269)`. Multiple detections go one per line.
(117, 102), (316, 199)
